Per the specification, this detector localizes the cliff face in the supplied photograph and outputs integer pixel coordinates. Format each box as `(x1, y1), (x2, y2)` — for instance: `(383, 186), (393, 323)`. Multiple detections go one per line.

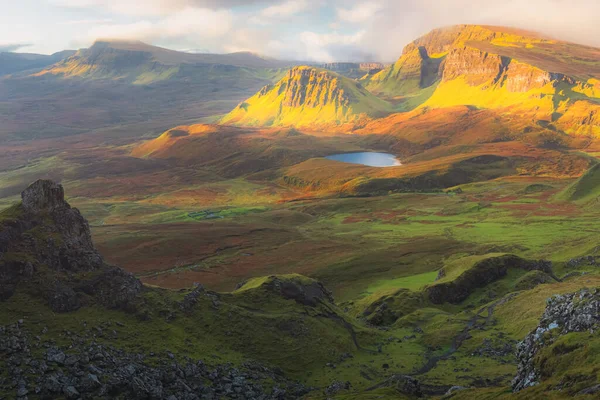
(441, 47), (567, 92)
(221, 66), (392, 128)
(0, 180), (141, 312)
(279, 67), (353, 109)
(365, 25), (559, 97)
(441, 47), (509, 86)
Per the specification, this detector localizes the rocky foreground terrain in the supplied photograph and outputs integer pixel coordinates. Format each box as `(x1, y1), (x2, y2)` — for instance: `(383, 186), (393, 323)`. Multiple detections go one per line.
(1, 180), (599, 399)
(0, 181), (309, 399)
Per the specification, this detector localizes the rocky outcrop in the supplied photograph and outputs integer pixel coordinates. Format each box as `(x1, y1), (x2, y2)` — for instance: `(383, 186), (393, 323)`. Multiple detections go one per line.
(0, 180), (141, 312)
(425, 255), (553, 304)
(0, 322), (309, 399)
(441, 47), (509, 86)
(222, 66), (390, 128)
(264, 276), (334, 307)
(279, 67), (352, 109)
(512, 288), (600, 392)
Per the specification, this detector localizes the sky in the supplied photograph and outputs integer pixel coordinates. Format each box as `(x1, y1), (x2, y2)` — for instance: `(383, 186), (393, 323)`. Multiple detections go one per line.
(1, 0), (600, 62)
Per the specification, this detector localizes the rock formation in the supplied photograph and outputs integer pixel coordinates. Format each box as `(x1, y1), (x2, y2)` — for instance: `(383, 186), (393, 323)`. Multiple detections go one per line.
(0, 179), (141, 312)
(512, 288), (600, 392)
(221, 66), (391, 128)
(425, 255), (554, 304)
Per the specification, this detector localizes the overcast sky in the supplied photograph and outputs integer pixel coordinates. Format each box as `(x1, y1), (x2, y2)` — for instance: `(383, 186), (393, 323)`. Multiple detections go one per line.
(1, 0), (599, 62)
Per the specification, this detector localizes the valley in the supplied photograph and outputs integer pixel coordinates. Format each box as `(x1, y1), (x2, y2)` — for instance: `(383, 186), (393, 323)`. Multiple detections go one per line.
(1, 23), (600, 399)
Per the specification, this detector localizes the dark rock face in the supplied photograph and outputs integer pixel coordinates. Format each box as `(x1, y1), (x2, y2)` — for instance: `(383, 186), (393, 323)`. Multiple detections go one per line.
(0, 180), (141, 312)
(512, 288), (600, 392)
(21, 180), (67, 213)
(426, 255), (553, 304)
(0, 323), (309, 400)
(264, 276), (334, 307)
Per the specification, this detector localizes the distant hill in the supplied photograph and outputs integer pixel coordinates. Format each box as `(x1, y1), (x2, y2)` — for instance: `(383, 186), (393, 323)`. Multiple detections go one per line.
(34, 40), (298, 84)
(0, 41), (301, 141)
(221, 66), (393, 129)
(315, 62), (386, 79)
(0, 50), (75, 76)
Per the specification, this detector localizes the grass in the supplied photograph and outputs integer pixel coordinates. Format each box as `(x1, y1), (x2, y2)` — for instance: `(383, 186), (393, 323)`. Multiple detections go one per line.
(365, 271), (438, 294)
(555, 163), (600, 203)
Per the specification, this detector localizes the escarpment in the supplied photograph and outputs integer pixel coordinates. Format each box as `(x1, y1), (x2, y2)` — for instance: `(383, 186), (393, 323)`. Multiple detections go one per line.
(221, 66), (392, 128)
(279, 67), (353, 109)
(440, 47), (510, 86)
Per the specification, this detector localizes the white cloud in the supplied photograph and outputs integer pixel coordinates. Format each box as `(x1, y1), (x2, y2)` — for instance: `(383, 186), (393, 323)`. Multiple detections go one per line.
(0, 43), (32, 52)
(50, 0), (278, 15)
(299, 30), (366, 62)
(337, 2), (384, 23)
(80, 8), (233, 45)
(261, 0), (308, 17)
(63, 18), (114, 25)
(23, 0), (600, 60)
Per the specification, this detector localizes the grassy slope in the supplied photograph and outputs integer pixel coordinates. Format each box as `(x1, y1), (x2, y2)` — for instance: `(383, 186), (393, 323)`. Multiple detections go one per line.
(555, 163), (600, 203)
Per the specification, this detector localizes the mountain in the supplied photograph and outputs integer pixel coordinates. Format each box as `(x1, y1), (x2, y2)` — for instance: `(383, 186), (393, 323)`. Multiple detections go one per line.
(0, 41), (298, 141)
(0, 50), (75, 77)
(34, 40), (296, 84)
(221, 66), (393, 129)
(219, 25), (600, 138)
(362, 25), (600, 137)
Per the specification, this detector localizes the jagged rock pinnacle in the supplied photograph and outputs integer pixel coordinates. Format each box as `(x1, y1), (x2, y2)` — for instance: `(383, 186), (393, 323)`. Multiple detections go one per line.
(21, 179), (68, 214)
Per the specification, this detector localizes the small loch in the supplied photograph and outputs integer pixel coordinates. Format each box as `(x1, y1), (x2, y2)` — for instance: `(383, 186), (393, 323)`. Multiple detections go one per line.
(325, 152), (401, 167)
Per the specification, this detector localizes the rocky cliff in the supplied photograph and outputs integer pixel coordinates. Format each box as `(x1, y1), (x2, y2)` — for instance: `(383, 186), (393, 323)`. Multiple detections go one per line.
(221, 66), (392, 128)
(0, 180), (141, 312)
(362, 25), (600, 137)
(512, 288), (600, 395)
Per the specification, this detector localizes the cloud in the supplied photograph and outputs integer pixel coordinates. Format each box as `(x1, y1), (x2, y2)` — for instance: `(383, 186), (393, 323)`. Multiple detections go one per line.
(0, 43), (32, 52)
(336, 2), (384, 23)
(63, 18), (114, 25)
(30, 0), (600, 61)
(299, 30), (366, 62)
(81, 8), (233, 44)
(51, 0), (279, 15)
(344, 0), (600, 61)
(261, 0), (308, 17)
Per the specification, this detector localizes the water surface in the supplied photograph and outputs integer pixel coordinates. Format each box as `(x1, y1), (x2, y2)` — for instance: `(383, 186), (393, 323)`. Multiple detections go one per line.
(325, 152), (401, 167)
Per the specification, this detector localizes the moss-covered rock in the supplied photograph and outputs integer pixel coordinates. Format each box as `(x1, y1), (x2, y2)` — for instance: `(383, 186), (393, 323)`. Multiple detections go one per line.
(515, 270), (554, 291)
(425, 254), (552, 304)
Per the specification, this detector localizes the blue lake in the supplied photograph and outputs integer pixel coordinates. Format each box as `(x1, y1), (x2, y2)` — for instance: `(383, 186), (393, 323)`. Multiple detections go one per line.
(325, 152), (401, 167)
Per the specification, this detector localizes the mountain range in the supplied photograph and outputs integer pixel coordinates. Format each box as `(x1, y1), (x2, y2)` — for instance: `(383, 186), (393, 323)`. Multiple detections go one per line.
(222, 25), (600, 141)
